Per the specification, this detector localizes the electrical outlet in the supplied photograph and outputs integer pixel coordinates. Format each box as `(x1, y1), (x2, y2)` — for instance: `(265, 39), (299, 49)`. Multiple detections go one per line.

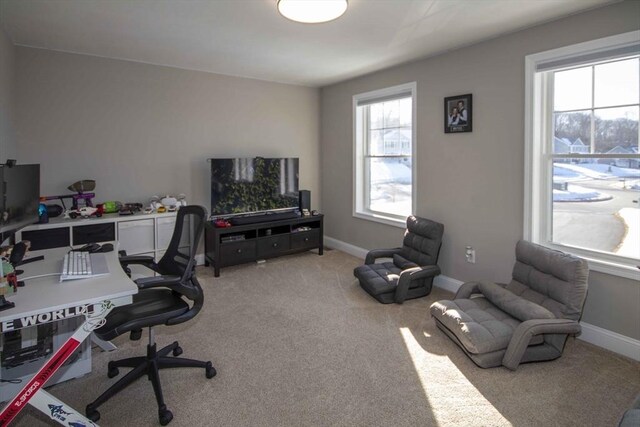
(465, 246), (476, 264)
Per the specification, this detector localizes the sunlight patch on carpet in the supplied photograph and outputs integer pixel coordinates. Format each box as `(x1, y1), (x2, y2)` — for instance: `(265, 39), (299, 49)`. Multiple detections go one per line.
(399, 327), (510, 426)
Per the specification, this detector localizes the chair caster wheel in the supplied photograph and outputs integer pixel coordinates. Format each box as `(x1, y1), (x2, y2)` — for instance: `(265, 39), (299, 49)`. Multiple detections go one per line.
(172, 346), (183, 357)
(107, 363), (119, 378)
(86, 407), (100, 422)
(159, 407), (173, 425)
(205, 361), (216, 379)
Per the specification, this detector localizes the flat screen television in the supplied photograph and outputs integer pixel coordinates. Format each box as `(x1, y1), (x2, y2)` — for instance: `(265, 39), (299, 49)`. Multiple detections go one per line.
(210, 157), (299, 217)
(0, 164), (41, 243)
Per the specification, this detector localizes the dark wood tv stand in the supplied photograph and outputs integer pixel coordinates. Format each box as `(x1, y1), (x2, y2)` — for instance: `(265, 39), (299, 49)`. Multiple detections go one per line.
(204, 214), (323, 277)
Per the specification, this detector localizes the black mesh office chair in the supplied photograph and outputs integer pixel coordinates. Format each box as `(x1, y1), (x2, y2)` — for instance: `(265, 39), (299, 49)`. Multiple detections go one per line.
(85, 205), (215, 426)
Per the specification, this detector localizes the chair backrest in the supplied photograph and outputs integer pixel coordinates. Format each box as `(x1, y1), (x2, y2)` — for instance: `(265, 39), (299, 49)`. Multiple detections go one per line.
(156, 205), (207, 324)
(506, 240), (589, 320)
(400, 216), (444, 266)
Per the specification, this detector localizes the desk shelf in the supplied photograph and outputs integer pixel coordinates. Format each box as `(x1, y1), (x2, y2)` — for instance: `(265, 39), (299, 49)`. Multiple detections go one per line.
(17, 211), (190, 261)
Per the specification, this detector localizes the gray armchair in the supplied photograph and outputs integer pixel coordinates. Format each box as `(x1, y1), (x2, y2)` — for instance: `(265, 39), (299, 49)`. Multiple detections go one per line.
(353, 216), (444, 304)
(430, 240), (589, 370)
(619, 394), (640, 427)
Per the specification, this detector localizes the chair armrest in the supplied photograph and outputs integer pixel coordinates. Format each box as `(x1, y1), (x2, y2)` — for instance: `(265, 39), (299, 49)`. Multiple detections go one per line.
(394, 265), (441, 303)
(455, 281), (482, 299)
(455, 281), (509, 299)
(135, 275), (182, 290)
(365, 248), (402, 264)
(502, 318), (581, 370)
(120, 255), (156, 268)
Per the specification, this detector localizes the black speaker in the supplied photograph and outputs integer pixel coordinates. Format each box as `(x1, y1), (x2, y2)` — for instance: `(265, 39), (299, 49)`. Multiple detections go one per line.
(299, 190), (311, 213)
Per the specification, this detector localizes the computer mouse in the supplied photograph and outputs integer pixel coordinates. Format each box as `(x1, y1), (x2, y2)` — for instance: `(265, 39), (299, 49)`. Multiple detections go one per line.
(79, 243), (100, 252)
(99, 243), (114, 253)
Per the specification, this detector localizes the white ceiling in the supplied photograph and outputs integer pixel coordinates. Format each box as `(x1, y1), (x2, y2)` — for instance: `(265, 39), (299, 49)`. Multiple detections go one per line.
(0, 0), (617, 87)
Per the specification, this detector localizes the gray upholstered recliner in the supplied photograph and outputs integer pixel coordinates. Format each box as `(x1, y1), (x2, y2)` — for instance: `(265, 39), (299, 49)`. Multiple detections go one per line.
(430, 240), (588, 370)
(353, 216), (444, 304)
(618, 394), (640, 427)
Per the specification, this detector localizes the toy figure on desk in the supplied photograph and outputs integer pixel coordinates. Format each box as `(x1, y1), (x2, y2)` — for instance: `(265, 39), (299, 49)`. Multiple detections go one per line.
(149, 194), (187, 213)
(40, 179), (98, 219)
(0, 251), (17, 311)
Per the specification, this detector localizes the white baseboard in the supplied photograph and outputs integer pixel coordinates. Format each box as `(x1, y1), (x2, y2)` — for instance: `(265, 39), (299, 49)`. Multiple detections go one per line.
(578, 322), (640, 361)
(324, 236), (369, 259)
(323, 235), (640, 361)
(195, 253), (205, 266)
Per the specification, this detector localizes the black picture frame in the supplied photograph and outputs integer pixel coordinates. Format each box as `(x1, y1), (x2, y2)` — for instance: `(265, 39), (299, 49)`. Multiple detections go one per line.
(444, 94), (473, 133)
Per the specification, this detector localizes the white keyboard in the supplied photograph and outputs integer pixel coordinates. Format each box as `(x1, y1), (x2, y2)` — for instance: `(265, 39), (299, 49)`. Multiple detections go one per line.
(60, 251), (110, 282)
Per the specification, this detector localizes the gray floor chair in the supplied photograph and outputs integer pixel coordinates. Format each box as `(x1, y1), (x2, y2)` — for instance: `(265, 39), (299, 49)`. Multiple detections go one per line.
(353, 216), (444, 304)
(430, 240), (589, 370)
(618, 394), (640, 427)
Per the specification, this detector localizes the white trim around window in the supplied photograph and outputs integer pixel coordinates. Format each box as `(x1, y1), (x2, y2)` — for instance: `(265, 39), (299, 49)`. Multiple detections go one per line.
(524, 31), (640, 280)
(352, 82), (417, 228)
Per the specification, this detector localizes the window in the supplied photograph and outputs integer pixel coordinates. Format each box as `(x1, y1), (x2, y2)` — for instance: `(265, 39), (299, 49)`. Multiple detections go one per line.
(353, 83), (416, 226)
(525, 32), (640, 279)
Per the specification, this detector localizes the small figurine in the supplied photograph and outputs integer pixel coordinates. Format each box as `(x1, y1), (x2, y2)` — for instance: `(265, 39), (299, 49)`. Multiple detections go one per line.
(64, 205), (103, 219)
(150, 194), (187, 213)
(0, 256), (17, 311)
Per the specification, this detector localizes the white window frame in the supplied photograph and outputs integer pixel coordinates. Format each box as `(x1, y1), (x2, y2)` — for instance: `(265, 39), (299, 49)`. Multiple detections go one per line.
(524, 31), (640, 280)
(353, 82), (417, 228)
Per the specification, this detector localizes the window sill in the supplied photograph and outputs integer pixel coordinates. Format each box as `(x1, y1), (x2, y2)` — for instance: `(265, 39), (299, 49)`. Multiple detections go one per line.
(543, 242), (639, 281)
(582, 257), (639, 281)
(353, 211), (406, 229)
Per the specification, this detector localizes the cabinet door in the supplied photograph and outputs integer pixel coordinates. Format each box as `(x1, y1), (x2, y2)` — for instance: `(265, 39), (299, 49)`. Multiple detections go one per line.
(118, 219), (155, 255)
(157, 215), (190, 251)
(21, 227), (71, 251)
(73, 223), (115, 245)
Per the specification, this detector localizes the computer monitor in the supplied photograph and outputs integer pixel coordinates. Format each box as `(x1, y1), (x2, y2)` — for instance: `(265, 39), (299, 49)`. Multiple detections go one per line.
(0, 164), (41, 244)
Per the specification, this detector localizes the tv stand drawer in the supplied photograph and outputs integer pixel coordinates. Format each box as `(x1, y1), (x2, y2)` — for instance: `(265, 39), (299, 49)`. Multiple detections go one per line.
(291, 230), (319, 250)
(220, 241), (256, 266)
(257, 235), (290, 258)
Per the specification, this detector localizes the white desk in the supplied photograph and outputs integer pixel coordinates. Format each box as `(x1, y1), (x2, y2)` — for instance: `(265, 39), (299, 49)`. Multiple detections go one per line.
(0, 245), (138, 426)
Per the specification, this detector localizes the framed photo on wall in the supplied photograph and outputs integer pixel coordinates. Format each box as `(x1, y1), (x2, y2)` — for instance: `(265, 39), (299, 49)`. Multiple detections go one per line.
(444, 94), (472, 133)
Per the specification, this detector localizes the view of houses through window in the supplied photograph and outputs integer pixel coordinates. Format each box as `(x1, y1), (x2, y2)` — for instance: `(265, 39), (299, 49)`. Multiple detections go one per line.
(551, 57), (639, 259)
(354, 84), (415, 224)
(365, 97), (412, 217)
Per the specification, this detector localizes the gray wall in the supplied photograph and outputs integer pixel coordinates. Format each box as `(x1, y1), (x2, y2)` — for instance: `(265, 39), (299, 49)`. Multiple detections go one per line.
(321, 1), (640, 339)
(16, 47), (320, 211)
(0, 26), (16, 162)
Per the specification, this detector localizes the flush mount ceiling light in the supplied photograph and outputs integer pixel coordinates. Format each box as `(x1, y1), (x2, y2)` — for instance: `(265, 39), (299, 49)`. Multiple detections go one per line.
(277, 0), (348, 24)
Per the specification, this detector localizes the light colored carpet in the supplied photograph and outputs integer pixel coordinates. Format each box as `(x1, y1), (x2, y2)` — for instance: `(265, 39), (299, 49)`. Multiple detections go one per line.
(13, 249), (640, 426)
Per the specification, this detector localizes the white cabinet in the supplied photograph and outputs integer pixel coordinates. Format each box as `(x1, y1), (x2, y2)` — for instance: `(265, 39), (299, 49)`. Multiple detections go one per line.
(18, 212), (188, 261)
(157, 216), (190, 251)
(118, 219), (155, 255)
(157, 217), (176, 250)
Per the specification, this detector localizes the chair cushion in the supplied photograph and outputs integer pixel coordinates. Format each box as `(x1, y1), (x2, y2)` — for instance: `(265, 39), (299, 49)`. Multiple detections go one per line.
(94, 289), (189, 341)
(400, 216), (444, 266)
(430, 297), (543, 354)
(478, 281), (556, 322)
(510, 240), (588, 320)
(393, 254), (418, 269)
(354, 262), (400, 296)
